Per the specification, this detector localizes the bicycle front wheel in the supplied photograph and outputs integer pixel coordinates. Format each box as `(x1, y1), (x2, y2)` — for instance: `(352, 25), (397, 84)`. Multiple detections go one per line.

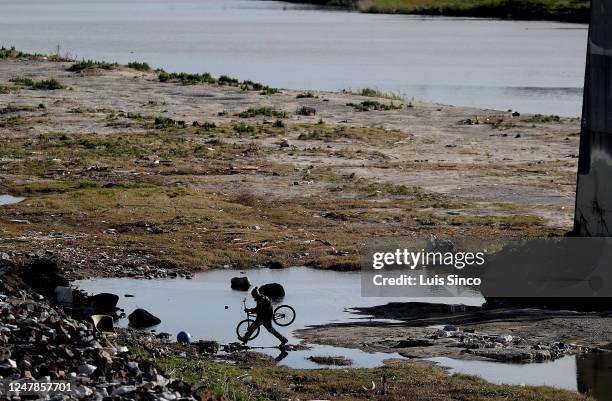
(273, 305), (296, 326)
(236, 319), (260, 340)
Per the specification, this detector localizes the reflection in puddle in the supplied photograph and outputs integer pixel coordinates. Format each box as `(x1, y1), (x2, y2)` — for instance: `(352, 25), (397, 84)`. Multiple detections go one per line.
(429, 353), (612, 400)
(0, 194), (25, 206)
(76, 267), (481, 368)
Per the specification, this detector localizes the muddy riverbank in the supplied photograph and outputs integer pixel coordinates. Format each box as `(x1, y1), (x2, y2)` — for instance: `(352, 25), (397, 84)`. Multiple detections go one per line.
(296, 302), (612, 360)
(0, 54), (580, 279)
(1, 52), (605, 400)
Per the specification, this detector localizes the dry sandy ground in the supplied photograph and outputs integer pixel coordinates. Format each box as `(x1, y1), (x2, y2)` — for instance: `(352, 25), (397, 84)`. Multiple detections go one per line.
(0, 56), (580, 275)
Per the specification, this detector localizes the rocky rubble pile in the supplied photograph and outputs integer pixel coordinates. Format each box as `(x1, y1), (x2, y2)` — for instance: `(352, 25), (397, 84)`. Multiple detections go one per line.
(429, 325), (597, 362)
(2, 248), (193, 281)
(0, 261), (223, 401)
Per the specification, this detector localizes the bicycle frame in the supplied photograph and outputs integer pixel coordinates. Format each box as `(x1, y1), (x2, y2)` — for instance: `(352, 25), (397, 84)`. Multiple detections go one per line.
(242, 298), (255, 319)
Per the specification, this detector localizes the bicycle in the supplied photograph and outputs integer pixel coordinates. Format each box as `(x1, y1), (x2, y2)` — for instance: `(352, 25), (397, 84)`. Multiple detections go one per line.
(235, 298), (296, 341)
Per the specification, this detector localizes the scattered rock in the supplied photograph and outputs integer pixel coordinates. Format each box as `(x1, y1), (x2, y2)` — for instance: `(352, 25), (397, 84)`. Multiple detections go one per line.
(90, 292), (119, 312)
(192, 340), (220, 354)
(128, 308), (161, 328)
(77, 363), (97, 376)
(259, 283), (285, 299)
(469, 348), (537, 362)
(496, 334), (513, 344)
(432, 329), (451, 339)
(230, 276), (251, 291)
(426, 234), (454, 253)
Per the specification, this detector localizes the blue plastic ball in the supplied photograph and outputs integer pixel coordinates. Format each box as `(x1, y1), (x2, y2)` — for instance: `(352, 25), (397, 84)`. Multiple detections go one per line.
(177, 331), (192, 344)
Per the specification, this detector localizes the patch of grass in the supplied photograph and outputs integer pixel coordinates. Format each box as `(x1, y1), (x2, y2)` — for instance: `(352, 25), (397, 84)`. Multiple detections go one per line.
(10, 77), (63, 90)
(157, 70), (276, 94)
(193, 121), (218, 131)
(134, 350), (592, 401)
(10, 77), (35, 86)
(158, 71), (216, 85)
(260, 87), (280, 95)
(0, 46), (22, 59)
(67, 60), (117, 72)
(154, 116), (186, 129)
(296, 92), (316, 99)
(272, 119), (285, 128)
(315, 169), (427, 197)
(0, 46), (71, 61)
(237, 107), (287, 119)
(356, 87), (403, 100)
(32, 79), (63, 90)
(347, 100), (402, 111)
(353, 0), (590, 23)
(127, 61), (151, 71)
(0, 84), (20, 94)
(136, 350), (259, 401)
(297, 125), (407, 144)
(240, 80), (266, 91)
(218, 75), (240, 86)
(527, 114), (561, 123)
(233, 122), (257, 134)
(17, 181), (101, 194)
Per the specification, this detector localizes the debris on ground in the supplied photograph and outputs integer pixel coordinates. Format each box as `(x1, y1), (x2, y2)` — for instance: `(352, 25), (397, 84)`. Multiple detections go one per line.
(0, 258), (226, 400)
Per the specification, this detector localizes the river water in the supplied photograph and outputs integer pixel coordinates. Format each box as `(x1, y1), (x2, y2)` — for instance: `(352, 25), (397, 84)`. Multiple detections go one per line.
(0, 195), (25, 206)
(429, 353), (612, 401)
(0, 0), (586, 116)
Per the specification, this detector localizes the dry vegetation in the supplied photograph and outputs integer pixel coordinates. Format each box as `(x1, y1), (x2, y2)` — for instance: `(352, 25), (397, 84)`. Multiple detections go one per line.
(0, 55), (580, 278)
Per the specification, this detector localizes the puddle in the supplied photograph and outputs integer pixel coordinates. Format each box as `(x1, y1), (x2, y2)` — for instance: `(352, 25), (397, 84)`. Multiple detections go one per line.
(0, 194), (25, 206)
(428, 353), (612, 400)
(76, 266), (482, 368)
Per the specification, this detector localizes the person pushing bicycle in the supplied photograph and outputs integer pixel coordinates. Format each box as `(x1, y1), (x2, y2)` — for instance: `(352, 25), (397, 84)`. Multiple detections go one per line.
(239, 287), (288, 347)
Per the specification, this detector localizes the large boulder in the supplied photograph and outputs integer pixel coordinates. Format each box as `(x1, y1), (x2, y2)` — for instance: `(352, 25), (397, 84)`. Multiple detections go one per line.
(259, 283), (285, 299)
(230, 276), (251, 291)
(128, 308), (161, 328)
(90, 293), (119, 313)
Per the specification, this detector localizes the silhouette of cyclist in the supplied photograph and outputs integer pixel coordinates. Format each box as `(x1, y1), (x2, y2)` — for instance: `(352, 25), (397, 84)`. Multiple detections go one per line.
(239, 287), (288, 347)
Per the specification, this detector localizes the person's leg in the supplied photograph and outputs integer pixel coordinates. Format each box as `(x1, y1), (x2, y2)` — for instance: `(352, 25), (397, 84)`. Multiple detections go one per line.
(241, 319), (263, 344)
(263, 321), (288, 346)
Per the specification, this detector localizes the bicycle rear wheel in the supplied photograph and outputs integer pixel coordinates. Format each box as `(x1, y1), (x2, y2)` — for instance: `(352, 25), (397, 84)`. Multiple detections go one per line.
(273, 305), (296, 326)
(236, 318), (260, 340)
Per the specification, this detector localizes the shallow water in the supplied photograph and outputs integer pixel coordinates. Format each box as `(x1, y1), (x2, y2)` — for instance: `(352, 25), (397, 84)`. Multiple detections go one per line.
(429, 353), (612, 400)
(0, 0), (586, 116)
(76, 267), (610, 392)
(0, 195), (25, 206)
(76, 266), (482, 368)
